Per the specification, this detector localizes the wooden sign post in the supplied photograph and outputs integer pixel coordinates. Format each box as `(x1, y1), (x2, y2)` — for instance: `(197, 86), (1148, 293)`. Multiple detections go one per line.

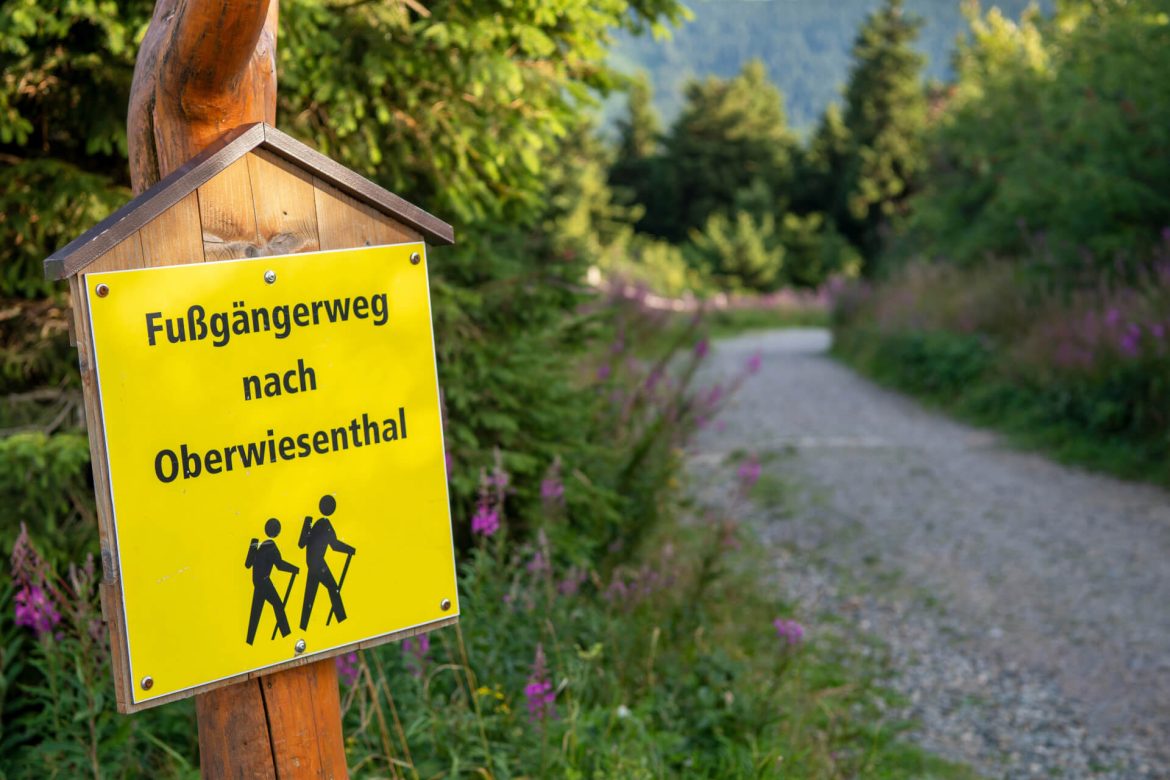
(45, 2), (457, 777)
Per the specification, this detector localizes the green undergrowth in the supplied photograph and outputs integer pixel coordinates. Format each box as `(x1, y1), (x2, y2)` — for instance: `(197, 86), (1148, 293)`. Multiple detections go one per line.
(833, 326), (1170, 487)
(706, 305), (830, 338)
(336, 480), (978, 778)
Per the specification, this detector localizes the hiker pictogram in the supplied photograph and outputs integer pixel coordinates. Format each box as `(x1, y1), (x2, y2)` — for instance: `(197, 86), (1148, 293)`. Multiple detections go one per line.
(299, 495), (356, 630)
(244, 519), (299, 645)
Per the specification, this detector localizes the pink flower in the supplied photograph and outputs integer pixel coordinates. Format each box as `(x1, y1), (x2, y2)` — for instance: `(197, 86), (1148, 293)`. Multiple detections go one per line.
(558, 567), (587, 597)
(403, 634), (431, 677)
(746, 351), (763, 374)
(541, 477), (564, 503)
(335, 652), (359, 686)
(471, 503), (500, 536)
(737, 455), (762, 490)
(773, 618), (805, 645)
(525, 644), (556, 723)
(526, 551), (551, 576)
(15, 585), (60, 636)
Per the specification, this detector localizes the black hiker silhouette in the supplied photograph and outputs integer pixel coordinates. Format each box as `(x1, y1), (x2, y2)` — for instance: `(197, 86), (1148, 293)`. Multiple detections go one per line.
(245, 518), (299, 645)
(299, 495), (355, 630)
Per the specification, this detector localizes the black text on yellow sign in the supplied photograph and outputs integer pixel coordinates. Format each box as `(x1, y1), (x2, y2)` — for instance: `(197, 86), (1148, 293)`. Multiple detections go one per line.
(86, 244), (457, 704)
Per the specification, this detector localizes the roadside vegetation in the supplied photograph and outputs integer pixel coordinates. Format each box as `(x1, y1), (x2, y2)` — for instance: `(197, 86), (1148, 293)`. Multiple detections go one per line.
(833, 1), (1170, 486)
(0, 0), (974, 776)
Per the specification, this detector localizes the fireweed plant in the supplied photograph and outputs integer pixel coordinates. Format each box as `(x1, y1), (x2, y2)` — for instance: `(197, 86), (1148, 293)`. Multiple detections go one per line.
(4, 296), (969, 777)
(834, 247), (1170, 485)
(325, 298), (965, 778)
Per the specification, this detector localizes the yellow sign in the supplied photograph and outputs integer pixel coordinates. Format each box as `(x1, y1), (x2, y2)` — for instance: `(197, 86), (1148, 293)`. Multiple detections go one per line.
(86, 243), (457, 705)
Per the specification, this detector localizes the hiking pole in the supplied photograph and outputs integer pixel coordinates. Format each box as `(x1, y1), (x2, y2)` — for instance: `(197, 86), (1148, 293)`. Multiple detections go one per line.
(326, 552), (353, 626)
(270, 569), (298, 641)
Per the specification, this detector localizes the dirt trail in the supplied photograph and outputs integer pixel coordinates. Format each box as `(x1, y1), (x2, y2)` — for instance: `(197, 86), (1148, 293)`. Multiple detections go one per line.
(692, 328), (1170, 778)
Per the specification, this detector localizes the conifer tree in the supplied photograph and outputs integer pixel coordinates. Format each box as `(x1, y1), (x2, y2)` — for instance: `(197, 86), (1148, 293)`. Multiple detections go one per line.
(838, 0), (927, 262)
(794, 102), (852, 218)
(609, 76), (667, 226)
(649, 60), (798, 242)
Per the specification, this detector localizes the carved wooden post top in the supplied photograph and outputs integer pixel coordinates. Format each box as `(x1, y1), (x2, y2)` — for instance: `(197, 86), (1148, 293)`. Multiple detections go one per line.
(128, 0), (278, 194)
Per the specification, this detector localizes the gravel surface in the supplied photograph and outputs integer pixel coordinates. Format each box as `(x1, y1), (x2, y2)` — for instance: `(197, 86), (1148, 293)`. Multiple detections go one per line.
(689, 328), (1170, 779)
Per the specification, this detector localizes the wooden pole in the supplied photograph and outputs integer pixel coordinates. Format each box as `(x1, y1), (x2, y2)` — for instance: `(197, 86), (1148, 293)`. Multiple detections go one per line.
(126, 3), (349, 776)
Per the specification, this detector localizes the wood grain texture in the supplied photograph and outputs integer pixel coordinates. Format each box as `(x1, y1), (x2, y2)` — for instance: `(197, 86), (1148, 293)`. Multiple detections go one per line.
(45, 123), (455, 280)
(69, 233), (146, 712)
(139, 192), (206, 266)
(314, 180), (420, 251)
(196, 680), (278, 780)
(261, 661), (349, 779)
(246, 149), (321, 255)
(198, 157), (262, 261)
(128, 0), (278, 193)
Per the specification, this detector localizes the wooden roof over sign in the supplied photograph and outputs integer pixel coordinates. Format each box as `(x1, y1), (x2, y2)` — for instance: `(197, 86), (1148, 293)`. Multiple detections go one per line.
(44, 123), (455, 280)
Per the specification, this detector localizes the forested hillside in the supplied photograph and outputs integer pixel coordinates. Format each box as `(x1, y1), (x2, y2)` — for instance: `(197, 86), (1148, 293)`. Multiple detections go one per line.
(611, 0), (1048, 130)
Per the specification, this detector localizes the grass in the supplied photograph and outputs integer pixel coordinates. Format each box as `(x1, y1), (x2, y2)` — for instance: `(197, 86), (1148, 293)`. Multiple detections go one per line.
(705, 305), (830, 338)
(833, 326), (1170, 488)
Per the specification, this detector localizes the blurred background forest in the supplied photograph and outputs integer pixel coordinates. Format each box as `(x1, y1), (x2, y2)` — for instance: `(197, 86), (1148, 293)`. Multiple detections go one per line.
(0, 0), (1167, 776)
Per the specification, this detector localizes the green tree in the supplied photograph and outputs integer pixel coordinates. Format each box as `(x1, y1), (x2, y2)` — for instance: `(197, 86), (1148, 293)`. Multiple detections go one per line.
(794, 103), (852, 218)
(902, 0), (1170, 273)
(645, 60), (798, 241)
(838, 0), (928, 262)
(608, 74), (664, 224)
(0, 0), (686, 541)
(686, 211), (786, 292)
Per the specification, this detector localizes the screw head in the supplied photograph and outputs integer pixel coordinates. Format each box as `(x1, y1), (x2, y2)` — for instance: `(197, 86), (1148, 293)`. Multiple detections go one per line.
(140, 676), (154, 691)
(410, 252), (421, 265)
(264, 270), (277, 284)
(294, 639), (306, 654)
(440, 598), (452, 612)
(95, 283), (110, 298)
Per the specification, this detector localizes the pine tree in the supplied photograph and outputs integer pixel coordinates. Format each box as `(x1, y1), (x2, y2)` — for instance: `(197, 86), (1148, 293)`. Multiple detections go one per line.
(838, 0), (927, 262)
(609, 76), (665, 226)
(794, 102), (852, 218)
(649, 60), (798, 242)
(615, 76), (661, 163)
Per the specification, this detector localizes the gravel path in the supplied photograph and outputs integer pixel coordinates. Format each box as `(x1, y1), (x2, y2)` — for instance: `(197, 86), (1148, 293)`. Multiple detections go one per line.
(690, 328), (1170, 779)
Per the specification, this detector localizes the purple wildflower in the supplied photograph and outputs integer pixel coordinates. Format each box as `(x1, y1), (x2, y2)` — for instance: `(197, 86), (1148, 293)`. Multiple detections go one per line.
(597, 363), (612, 381)
(1119, 324), (1142, 357)
(694, 338), (710, 359)
(704, 384), (724, 408)
(746, 351), (763, 374)
(403, 633), (431, 677)
(471, 502), (500, 536)
(773, 618), (805, 646)
(558, 567), (587, 597)
(737, 455), (762, 490)
(14, 585), (60, 636)
(490, 459), (510, 491)
(541, 477), (564, 504)
(335, 652), (360, 686)
(524, 644), (556, 723)
(644, 367), (664, 394)
(526, 551), (551, 576)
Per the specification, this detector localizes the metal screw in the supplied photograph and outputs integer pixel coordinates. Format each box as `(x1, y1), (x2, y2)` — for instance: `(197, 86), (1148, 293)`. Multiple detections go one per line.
(264, 270), (277, 284)
(95, 283), (110, 298)
(140, 676), (154, 691)
(294, 639), (306, 654)
(440, 598), (452, 612)
(410, 252), (421, 265)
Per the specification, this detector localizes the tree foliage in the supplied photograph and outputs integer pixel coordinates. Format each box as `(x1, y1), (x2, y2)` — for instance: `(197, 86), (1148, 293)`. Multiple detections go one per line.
(903, 0), (1170, 274)
(837, 0), (928, 260)
(608, 0), (1047, 131)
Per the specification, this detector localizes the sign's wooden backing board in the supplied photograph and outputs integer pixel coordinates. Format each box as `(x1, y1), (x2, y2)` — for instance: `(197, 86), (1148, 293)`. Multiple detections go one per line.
(68, 151), (458, 712)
